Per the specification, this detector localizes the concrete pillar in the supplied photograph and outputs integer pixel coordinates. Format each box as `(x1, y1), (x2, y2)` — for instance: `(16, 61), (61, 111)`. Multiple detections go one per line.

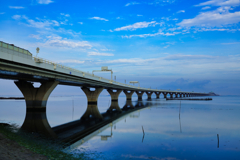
(183, 94), (186, 97)
(155, 92), (161, 99)
(14, 80), (58, 137)
(174, 93), (178, 98)
(81, 87), (104, 120)
(106, 89), (122, 112)
(122, 100), (134, 110)
(163, 93), (168, 98)
(107, 89), (122, 101)
(179, 93), (182, 98)
(123, 90), (135, 100)
(146, 92), (153, 100)
(170, 93), (173, 98)
(107, 101), (122, 113)
(135, 91), (145, 100)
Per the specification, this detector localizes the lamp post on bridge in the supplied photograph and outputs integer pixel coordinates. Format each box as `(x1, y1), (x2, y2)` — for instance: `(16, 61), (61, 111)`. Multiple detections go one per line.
(129, 81), (140, 87)
(92, 66), (113, 81)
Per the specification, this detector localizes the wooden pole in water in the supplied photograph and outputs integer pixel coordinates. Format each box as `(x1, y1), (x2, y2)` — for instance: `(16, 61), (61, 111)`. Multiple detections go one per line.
(217, 134), (219, 148)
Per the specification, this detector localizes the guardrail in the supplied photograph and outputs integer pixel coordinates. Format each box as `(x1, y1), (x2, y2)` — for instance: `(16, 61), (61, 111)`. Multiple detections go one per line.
(32, 56), (146, 89)
(0, 41), (32, 56)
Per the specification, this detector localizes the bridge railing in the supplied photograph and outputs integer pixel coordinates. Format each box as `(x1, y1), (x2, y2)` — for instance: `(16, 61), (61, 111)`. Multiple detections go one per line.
(0, 41), (32, 56)
(32, 56), (146, 89)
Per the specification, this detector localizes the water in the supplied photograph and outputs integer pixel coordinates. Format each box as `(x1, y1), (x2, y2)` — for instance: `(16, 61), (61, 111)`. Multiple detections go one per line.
(0, 95), (240, 160)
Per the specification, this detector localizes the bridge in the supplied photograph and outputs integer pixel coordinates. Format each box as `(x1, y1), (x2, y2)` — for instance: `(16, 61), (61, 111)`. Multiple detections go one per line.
(0, 41), (211, 136)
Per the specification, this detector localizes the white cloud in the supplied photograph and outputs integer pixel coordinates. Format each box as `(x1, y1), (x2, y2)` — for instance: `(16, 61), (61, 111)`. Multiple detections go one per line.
(37, 0), (53, 4)
(137, 14), (143, 16)
(88, 52), (114, 56)
(89, 17), (109, 21)
(196, 0), (240, 7)
(78, 22), (83, 25)
(12, 15), (21, 20)
(177, 10), (185, 13)
(46, 36), (92, 49)
(0, 12), (5, 14)
(29, 34), (41, 39)
(114, 21), (157, 31)
(9, 6), (24, 9)
(60, 13), (70, 17)
(125, 2), (140, 6)
(178, 6), (240, 27)
(122, 31), (177, 38)
(12, 15), (60, 28)
(201, 6), (211, 10)
(58, 60), (84, 64)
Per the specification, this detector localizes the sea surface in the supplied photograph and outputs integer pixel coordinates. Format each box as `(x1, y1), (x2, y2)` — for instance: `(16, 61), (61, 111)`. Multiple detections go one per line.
(0, 95), (240, 160)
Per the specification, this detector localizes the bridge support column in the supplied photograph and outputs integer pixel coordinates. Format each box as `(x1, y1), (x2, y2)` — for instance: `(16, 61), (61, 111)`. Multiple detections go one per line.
(123, 90), (135, 100)
(81, 87), (104, 120)
(146, 92), (153, 100)
(170, 93), (173, 99)
(179, 94), (182, 98)
(14, 80), (58, 137)
(174, 93), (178, 98)
(107, 89), (122, 112)
(163, 93), (168, 99)
(183, 94), (186, 97)
(155, 92), (161, 99)
(135, 91), (145, 100)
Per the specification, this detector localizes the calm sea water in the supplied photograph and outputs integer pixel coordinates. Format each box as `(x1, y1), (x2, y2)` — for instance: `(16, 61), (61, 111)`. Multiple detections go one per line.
(0, 95), (240, 160)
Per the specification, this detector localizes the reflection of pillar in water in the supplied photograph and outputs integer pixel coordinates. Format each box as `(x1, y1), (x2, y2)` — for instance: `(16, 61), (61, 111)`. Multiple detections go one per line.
(107, 100), (122, 112)
(122, 100), (134, 110)
(81, 104), (103, 120)
(14, 80), (58, 137)
(135, 101), (144, 107)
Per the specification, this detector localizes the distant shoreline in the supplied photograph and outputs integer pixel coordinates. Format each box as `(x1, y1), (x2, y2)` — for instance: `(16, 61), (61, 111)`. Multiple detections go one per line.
(0, 97), (24, 100)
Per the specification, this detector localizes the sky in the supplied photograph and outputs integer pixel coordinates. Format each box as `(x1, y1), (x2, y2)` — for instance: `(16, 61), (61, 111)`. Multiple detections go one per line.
(0, 0), (240, 95)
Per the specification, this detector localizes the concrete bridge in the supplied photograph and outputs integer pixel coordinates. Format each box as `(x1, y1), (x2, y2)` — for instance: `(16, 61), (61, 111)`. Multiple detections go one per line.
(0, 41), (211, 136)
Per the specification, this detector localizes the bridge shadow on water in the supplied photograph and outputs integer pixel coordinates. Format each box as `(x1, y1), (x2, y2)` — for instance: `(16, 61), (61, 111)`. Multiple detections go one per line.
(22, 99), (156, 147)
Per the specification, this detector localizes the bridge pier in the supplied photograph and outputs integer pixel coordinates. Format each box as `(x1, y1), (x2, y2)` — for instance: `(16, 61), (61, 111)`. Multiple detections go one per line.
(81, 87), (104, 120)
(170, 93), (173, 99)
(14, 80), (58, 137)
(155, 92), (161, 99)
(174, 93), (178, 98)
(123, 90), (135, 100)
(135, 91), (145, 100)
(107, 89), (122, 112)
(179, 93), (182, 98)
(183, 94), (186, 97)
(163, 93), (168, 98)
(146, 92), (153, 100)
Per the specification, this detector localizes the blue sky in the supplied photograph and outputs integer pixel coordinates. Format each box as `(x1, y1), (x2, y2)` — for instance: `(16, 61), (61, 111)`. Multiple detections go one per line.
(0, 0), (240, 95)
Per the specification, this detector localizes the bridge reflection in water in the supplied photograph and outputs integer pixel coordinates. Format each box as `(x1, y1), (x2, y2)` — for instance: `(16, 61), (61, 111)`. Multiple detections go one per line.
(21, 99), (154, 145)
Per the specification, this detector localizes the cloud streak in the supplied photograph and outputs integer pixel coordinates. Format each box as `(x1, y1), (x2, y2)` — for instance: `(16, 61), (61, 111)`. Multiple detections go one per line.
(45, 36), (92, 49)
(89, 17), (109, 21)
(9, 6), (25, 9)
(125, 2), (140, 6)
(114, 21), (157, 31)
(178, 6), (240, 27)
(37, 0), (53, 4)
(88, 52), (114, 56)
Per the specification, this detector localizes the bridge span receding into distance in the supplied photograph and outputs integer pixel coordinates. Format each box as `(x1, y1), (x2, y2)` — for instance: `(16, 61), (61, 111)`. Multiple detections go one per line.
(0, 41), (214, 137)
